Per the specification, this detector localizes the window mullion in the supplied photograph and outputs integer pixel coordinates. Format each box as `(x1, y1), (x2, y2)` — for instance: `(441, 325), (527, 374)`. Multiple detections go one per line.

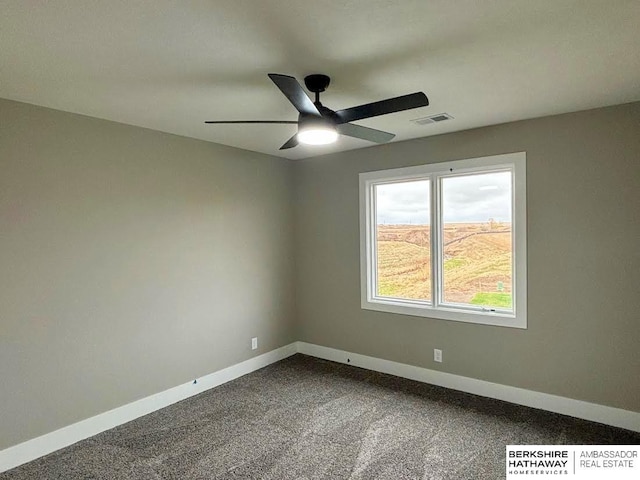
(370, 182), (378, 301)
(431, 175), (441, 308)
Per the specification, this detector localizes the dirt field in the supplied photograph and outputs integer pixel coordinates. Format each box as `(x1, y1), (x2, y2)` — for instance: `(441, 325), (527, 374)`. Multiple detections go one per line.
(376, 223), (512, 308)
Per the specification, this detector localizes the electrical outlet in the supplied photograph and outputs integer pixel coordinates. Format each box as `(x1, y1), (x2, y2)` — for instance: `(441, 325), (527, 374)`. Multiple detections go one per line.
(434, 348), (443, 363)
(251, 337), (258, 350)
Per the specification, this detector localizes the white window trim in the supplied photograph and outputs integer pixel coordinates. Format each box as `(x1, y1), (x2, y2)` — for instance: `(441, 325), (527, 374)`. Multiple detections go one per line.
(359, 152), (527, 329)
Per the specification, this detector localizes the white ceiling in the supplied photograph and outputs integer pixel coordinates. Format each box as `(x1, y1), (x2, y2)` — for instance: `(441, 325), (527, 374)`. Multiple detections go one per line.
(2, 1), (639, 160)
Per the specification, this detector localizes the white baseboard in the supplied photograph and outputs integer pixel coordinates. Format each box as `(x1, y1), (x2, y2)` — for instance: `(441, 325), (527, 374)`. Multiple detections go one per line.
(0, 343), (297, 473)
(3, 340), (638, 473)
(296, 341), (640, 433)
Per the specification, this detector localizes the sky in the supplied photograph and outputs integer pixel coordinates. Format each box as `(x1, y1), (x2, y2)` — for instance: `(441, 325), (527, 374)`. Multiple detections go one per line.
(375, 171), (512, 224)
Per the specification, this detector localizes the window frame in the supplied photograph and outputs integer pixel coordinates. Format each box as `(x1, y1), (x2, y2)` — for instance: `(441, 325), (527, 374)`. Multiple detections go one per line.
(359, 152), (527, 329)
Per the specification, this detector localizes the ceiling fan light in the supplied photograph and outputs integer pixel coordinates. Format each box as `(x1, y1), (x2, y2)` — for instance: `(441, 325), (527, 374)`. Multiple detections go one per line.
(298, 126), (338, 145)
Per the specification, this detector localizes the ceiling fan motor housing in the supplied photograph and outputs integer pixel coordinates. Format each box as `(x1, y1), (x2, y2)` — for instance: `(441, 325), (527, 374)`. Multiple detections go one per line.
(298, 112), (335, 129)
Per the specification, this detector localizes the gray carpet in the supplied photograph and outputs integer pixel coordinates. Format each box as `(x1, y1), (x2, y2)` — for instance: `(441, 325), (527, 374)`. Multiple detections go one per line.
(2, 354), (638, 479)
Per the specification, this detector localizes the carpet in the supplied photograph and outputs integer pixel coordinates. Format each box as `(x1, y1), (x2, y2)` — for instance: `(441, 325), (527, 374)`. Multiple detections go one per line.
(2, 354), (638, 479)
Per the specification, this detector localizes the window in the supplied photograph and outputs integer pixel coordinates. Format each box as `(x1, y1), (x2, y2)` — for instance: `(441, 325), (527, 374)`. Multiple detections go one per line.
(359, 152), (526, 328)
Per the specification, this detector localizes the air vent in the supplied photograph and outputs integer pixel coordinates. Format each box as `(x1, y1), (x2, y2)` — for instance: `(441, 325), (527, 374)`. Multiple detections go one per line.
(411, 113), (454, 125)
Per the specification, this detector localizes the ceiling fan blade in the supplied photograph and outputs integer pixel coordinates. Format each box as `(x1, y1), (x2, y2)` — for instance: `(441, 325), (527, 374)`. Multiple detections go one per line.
(335, 92), (429, 124)
(336, 123), (395, 143)
(205, 120), (297, 124)
(279, 134), (299, 150)
(268, 74), (321, 116)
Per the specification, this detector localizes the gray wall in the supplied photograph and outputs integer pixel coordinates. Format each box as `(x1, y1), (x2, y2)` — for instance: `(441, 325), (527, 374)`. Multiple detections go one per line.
(2, 98), (639, 451)
(294, 102), (640, 413)
(0, 99), (295, 449)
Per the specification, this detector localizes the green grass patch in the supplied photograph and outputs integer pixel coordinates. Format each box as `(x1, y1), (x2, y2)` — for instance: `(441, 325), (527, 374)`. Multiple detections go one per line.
(378, 282), (401, 297)
(470, 292), (512, 308)
(444, 258), (466, 270)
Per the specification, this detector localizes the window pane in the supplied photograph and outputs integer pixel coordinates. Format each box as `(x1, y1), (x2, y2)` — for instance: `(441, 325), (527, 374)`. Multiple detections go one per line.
(441, 171), (512, 310)
(375, 180), (431, 301)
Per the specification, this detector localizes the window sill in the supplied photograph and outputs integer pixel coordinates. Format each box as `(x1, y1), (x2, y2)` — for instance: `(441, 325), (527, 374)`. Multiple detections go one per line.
(362, 298), (527, 329)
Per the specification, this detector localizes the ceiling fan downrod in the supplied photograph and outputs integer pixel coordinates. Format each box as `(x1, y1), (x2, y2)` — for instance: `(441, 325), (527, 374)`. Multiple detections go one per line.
(304, 74), (331, 106)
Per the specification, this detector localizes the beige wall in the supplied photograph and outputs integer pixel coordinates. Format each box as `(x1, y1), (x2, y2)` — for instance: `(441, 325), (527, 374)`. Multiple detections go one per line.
(0, 99), (295, 449)
(294, 102), (640, 413)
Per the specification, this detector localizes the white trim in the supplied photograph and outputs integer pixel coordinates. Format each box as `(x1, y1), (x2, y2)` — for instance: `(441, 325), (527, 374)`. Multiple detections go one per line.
(359, 152), (527, 329)
(0, 343), (297, 473)
(296, 342), (640, 433)
(3, 341), (638, 473)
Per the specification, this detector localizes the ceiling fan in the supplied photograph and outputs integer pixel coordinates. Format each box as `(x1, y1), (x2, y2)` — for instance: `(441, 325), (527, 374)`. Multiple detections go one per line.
(205, 73), (429, 150)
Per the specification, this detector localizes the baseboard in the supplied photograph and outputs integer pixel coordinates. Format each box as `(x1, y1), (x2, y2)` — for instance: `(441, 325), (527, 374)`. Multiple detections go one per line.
(3, 341), (638, 473)
(296, 341), (640, 433)
(0, 342), (297, 474)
